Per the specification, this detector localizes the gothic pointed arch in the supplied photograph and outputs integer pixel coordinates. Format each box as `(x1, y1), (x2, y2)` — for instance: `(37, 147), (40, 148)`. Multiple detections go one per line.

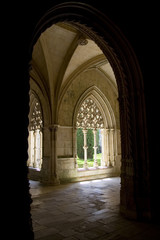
(28, 79), (51, 177)
(76, 97), (104, 129)
(29, 1), (151, 221)
(73, 86), (116, 129)
(29, 76), (51, 127)
(29, 91), (43, 129)
(28, 91), (43, 170)
(73, 85), (119, 169)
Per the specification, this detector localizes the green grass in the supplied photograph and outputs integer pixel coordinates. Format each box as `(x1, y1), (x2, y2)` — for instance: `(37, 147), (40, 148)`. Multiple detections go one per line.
(77, 153), (102, 168)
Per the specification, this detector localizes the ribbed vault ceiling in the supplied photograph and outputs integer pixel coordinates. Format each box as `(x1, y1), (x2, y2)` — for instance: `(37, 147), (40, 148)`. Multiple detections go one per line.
(30, 22), (117, 100)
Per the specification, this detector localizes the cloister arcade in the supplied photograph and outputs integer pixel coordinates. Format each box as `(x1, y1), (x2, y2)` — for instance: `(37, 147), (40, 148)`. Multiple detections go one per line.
(15, 3), (159, 237)
(74, 90), (118, 170)
(28, 92), (43, 170)
(27, 27), (121, 182)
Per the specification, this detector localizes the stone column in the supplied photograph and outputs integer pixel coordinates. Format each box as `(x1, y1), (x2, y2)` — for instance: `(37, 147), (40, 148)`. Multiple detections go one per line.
(41, 125), (60, 185)
(101, 129), (104, 166)
(52, 125), (60, 184)
(110, 128), (115, 166)
(31, 130), (35, 167)
(82, 129), (88, 169)
(114, 129), (118, 157)
(73, 127), (78, 168)
(40, 129), (43, 169)
(106, 128), (111, 166)
(40, 126), (51, 183)
(36, 129), (41, 169)
(27, 130), (32, 167)
(33, 129), (37, 168)
(101, 129), (107, 167)
(93, 129), (98, 168)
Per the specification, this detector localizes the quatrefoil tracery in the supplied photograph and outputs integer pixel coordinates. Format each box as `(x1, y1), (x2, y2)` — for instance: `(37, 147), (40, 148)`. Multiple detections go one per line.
(76, 98), (104, 129)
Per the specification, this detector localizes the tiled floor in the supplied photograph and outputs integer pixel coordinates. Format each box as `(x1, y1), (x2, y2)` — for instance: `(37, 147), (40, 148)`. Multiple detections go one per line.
(30, 177), (160, 240)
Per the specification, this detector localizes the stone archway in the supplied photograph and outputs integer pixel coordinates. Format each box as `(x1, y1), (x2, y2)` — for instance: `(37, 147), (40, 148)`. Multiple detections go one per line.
(73, 86), (119, 172)
(28, 91), (43, 170)
(29, 1), (150, 221)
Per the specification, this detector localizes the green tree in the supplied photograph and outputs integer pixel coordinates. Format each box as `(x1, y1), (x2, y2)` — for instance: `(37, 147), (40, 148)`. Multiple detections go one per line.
(77, 128), (94, 159)
(77, 128), (84, 159)
(87, 129), (94, 159)
(96, 129), (101, 153)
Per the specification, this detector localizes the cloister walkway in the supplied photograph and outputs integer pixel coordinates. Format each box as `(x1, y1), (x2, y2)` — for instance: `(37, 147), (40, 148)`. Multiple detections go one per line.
(30, 177), (160, 240)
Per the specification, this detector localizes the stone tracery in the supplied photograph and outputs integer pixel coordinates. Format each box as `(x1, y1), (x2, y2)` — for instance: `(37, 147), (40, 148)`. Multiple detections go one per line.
(28, 97), (43, 170)
(30, 100), (43, 131)
(76, 97), (104, 129)
(76, 96), (116, 169)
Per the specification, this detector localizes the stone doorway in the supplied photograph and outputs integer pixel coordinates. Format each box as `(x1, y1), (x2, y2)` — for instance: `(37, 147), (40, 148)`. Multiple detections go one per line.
(28, 1), (150, 222)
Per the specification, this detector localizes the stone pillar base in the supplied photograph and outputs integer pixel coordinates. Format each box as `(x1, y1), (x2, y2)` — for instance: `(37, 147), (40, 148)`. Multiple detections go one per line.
(41, 176), (60, 185)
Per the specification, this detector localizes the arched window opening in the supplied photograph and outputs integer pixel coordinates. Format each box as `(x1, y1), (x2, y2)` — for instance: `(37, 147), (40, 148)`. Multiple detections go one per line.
(76, 97), (113, 169)
(77, 128), (102, 168)
(25, 1), (152, 227)
(76, 97), (104, 129)
(28, 97), (43, 170)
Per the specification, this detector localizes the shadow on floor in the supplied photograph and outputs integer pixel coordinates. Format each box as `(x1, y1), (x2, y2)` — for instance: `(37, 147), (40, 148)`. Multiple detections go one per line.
(29, 177), (160, 240)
